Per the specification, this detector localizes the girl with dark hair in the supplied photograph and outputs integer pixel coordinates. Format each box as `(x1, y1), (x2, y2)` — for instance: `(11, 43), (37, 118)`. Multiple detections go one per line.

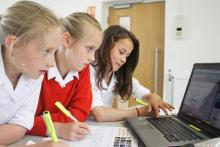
(90, 25), (174, 122)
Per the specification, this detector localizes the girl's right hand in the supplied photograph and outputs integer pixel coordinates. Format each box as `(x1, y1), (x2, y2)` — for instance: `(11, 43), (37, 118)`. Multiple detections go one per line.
(54, 122), (91, 141)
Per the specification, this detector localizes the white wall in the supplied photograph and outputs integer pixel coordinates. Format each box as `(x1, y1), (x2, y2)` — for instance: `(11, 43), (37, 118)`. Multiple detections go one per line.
(0, 0), (102, 23)
(164, 0), (220, 109)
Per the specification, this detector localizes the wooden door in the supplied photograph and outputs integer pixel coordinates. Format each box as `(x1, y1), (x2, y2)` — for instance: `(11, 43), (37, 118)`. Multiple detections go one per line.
(108, 2), (165, 106)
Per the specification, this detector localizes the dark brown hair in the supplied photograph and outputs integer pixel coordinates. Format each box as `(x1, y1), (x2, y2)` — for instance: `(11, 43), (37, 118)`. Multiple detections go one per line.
(95, 25), (139, 100)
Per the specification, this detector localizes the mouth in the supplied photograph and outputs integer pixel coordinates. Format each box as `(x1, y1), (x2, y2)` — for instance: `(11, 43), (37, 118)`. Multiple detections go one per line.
(39, 70), (47, 75)
(116, 62), (121, 67)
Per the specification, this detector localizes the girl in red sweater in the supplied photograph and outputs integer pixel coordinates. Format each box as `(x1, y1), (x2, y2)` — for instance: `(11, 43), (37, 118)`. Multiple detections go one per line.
(30, 13), (102, 141)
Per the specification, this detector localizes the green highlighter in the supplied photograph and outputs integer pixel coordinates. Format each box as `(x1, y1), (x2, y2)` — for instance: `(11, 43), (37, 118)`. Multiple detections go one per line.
(135, 98), (149, 106)
(43, 111), (58, 143)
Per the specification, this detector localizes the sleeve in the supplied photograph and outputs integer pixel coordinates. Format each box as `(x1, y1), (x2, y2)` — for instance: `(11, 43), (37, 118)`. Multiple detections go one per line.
(90, 65), (105, 109)
(8, 77), (43, 130)
(28, 86), (47, 136)
(131, 78), (150, 99)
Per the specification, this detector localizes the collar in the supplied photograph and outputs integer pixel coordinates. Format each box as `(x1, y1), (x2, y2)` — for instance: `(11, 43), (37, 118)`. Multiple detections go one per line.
(47, 65), (79, 87)
(102, 72), (117, 90)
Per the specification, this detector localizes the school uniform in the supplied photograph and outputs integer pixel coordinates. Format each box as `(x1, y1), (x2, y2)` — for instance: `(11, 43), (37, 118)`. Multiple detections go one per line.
(30, 65), (92, 136)
(0, 46), (43, 130)
(90, 65), (150, 108)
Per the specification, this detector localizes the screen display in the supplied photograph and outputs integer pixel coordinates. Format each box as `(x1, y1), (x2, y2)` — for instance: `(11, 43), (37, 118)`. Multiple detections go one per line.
(181, 68), (220, 130)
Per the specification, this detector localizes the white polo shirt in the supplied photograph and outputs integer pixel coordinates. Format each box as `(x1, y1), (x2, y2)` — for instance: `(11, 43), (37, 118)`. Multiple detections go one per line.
(90, 65), (150, 109)
(0, 46), (43, 130)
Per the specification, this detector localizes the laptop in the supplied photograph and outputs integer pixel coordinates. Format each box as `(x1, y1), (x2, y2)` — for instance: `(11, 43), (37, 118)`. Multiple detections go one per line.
(125, 63), (220, 147)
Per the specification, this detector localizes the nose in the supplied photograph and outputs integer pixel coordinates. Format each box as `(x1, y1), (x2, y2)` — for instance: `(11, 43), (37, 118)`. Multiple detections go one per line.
(46, 55), (56, 68)
(88, 52), (95, 63)
(120, 55), (126, 64)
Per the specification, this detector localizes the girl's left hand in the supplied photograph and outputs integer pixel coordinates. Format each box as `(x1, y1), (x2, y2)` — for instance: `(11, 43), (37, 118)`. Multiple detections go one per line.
(143, 93), (175, 117)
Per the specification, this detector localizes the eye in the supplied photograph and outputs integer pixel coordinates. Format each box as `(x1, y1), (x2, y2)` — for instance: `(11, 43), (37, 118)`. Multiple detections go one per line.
(44, 49), (50, 55)
(87, 46), (95, 53)
(43, 48), (56, 56)
(119, 49), (125, 55)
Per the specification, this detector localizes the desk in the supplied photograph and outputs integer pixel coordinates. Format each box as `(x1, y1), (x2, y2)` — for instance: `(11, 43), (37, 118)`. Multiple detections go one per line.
(10, 110), (179, 147)
(9, 121), (135, 147)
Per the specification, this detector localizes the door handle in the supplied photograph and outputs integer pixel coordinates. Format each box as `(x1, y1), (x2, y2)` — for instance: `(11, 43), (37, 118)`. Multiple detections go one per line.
(154, 47), (158, 93)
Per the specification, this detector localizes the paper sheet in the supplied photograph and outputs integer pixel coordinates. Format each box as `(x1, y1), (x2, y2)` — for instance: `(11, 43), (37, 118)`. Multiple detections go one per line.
(26, 140), (36, 145)
(44, 126), (138, 147)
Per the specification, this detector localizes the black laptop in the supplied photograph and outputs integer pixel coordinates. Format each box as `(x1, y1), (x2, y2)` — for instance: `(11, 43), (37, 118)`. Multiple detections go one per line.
(125, 63), (220, 147)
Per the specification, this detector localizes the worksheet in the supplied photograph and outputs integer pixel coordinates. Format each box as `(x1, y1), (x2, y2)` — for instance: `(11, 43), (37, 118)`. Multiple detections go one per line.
(41, 126), (138, 147)
(64, 126), (137, 147)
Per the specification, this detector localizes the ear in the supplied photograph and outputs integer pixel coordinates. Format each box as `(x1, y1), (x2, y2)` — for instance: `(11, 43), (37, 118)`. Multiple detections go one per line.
(4, 35), (17, 49)
(61, 32), (72, 48)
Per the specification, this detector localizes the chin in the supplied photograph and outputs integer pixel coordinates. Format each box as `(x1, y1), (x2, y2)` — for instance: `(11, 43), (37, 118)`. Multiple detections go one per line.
(112, 67), (119, 72)
(26, 73), (41, 79)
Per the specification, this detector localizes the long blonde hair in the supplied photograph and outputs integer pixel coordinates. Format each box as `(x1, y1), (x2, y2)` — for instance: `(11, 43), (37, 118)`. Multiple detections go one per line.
(59, 12), (101, 43)
(0, 0), (60, 48)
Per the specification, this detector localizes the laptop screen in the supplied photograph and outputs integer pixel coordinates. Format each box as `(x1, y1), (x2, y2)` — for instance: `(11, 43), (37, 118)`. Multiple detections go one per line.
(179, 63), (220, 132)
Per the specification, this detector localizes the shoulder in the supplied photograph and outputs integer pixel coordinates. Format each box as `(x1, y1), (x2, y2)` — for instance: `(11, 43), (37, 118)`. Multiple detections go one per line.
(89, 64), (96, 74)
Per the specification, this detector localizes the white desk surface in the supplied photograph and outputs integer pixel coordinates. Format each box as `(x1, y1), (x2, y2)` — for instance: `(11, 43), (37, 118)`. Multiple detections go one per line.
(9, 109), (179, 147)
(9, 121), (125, 146)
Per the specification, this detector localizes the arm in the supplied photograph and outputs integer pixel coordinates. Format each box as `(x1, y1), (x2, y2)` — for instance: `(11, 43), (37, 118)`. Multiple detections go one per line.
(92, 105), (155, 122)
(132, 78), (174, 117)
(92, 106), (138, 122)
(0, 124), (26, 145)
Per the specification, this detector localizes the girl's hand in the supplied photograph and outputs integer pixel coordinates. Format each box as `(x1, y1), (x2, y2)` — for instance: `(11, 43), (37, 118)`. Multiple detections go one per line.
(142, 93), (175, 117)
(54, 122), (91, 141)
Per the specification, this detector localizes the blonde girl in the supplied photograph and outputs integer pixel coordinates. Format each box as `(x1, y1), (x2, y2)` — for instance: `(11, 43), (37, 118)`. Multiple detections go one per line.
(0, 1), (68, 147)
(30, 12), (102, 141)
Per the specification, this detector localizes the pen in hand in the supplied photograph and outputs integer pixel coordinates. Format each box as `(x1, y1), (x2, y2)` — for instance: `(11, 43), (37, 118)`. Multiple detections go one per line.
(134, 98), (149, 106)
(43, 111), (58, 143)
(55, 101), (92, 136)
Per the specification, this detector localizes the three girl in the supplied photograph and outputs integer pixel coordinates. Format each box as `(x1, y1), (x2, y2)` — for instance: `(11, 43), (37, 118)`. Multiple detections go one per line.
(91, 25), (174, 122)
(0, 1), (68, 147)
(0, 1), (173, 146)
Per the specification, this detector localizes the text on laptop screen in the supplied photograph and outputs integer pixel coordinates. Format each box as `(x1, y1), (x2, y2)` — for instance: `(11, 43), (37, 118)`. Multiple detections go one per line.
(181, 68), (220, 130)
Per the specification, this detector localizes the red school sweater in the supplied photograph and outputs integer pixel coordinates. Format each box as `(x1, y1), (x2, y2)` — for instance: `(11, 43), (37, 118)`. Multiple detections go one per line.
(29, 65), (92, 136)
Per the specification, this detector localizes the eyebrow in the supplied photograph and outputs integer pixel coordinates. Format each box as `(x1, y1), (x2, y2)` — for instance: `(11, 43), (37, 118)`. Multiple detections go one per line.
(87, 44), (98, 49)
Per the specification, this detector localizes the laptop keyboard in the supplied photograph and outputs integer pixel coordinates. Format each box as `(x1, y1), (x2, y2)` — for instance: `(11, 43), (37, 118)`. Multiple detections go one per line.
(147, 117), (205, 142)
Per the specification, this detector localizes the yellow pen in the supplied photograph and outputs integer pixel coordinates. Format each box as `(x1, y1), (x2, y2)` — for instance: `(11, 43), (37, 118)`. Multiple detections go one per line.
(134, 98), (149, 106)
(55, 101), (78, 122)
(43, 111), (58, 143)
